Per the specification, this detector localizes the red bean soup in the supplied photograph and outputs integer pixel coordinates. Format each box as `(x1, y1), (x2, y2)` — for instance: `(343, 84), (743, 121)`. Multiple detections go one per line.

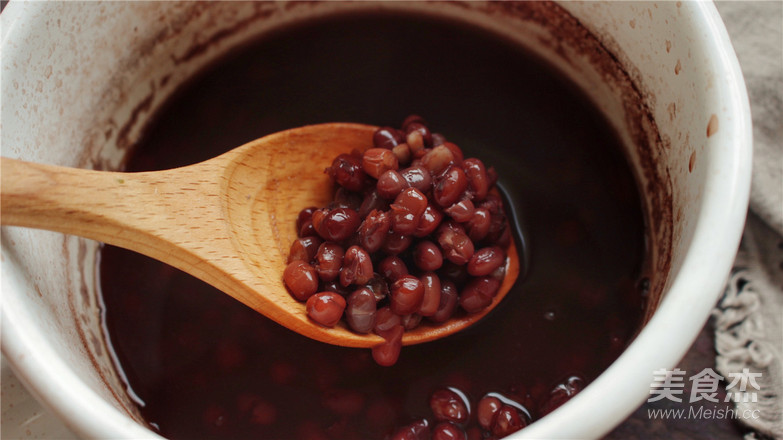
(100, 11), (649, 440)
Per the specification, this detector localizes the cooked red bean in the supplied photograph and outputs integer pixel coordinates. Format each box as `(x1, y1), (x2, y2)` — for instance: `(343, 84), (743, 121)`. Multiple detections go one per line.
(400, 166), (432, 193)
(382, 230), (413, 255)
(539, 375), (584, 416)
(421, 145), (456, 174)
(459, 276), (500, 313)
(390, 418), (430, 440)
(298, 220), (316, 238)
(405, 121), (433, 147)
(379, 255), (409, 282)
(392, 143), (412, 165)
(374, 306), (402, 333)
(373, 126), (405, 149)
(306, 292), (346, 327)
(362, 148), (399, 179)
(390, 275), (425, 315)
(444, 199), (475, 223)
(432, 422), (466, 440)
(345, 287), (377, 333)
(287, 236), (322, 263)
(315, 242), (344, 281)
(430, 388), (470, 424)
(467, 246), (505, 276)
(296, 207), (316, 234)
(377, 170), (409, 199)
(414, 203), (444, 237)
(429, 280), (459, 323)
(413, 241), (443, 272)
(322, 279), (351, 296)
(437, 221), (475, 265)
(491, 404), (526, 437)
(487, 165), (499, 187)
(477, 395), (502, 430)
(326, 153), (366, 192)
(442, 142), (464, 165)
(401, 313), (422, 330)
(312, 207), (360, 242)
(365, 274), (390, 302)
(390, 187), (428, 235)
(418, 273), (442, 316)
(372, 324), (404, 367)
(433, 165), (468, 208)
(283, 261), (319, 301)
(340, 245), (373, 286)
(462, 158), (489, 201)
(438, 260), (469, 285)
(331, 187), (362, 211)
(358, 190), (389, 218)
(357, 209), (391, 253)
(431, 132), (447, 147)
(406, 130), (425, 155)
(485, 214), (510, 247)
(465, 208), (491, 242)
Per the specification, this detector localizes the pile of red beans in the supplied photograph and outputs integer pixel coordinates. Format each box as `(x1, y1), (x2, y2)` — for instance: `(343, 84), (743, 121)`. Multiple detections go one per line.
(283, 116), (511, 366)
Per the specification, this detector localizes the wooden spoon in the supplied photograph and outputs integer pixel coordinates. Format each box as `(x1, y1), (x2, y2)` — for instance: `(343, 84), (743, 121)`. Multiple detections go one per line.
(1, 123), (519, 348)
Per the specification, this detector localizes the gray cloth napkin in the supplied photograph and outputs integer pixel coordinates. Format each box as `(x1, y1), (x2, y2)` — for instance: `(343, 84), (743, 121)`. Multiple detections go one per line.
(713, 2), (783, 439)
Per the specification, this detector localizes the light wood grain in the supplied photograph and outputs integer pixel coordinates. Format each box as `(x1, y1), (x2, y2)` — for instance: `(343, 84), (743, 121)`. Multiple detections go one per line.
(1, 123), (519, 348)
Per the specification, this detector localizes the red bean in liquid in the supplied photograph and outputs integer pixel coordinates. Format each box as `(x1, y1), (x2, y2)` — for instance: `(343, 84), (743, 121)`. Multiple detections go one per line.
(418, 273), (442, 316)
(432, 422), (466, 440)
(491, 405), (526, 437)
(477, 396), (502, 430)
(429, 388), (470, 424)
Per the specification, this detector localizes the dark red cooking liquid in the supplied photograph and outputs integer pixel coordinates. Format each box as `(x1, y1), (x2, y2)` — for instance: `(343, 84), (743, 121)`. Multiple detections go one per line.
(100, 12), (647, 439)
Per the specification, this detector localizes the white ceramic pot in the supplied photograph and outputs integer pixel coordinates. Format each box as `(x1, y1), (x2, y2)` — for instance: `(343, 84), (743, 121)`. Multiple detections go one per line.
(1, 1), (751, 439)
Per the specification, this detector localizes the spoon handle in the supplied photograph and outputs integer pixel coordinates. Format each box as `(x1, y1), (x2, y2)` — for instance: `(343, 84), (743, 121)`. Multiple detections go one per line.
(1, 157), (227, 268)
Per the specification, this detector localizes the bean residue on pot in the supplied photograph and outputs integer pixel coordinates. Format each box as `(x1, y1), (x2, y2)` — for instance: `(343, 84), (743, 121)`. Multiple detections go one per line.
(283, 116), (512, 366)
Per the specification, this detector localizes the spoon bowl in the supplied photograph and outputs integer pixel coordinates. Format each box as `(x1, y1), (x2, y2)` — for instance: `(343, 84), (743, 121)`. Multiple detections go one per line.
(1, 123), (519, 348)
